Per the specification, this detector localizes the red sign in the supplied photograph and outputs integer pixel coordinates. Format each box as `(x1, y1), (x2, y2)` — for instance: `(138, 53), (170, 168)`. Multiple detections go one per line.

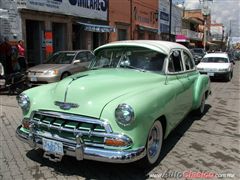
(45, 31), (53, 55)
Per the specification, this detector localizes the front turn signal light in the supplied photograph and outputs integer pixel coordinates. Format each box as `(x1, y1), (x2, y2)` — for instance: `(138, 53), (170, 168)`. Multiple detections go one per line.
(105, 138), (128, 147)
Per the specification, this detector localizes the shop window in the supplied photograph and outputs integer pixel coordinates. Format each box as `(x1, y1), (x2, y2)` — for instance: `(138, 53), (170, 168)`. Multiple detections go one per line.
(138, 32), (145, 40)
(148, 33), (155, 40)
(118, 29), (127, 40)
(52, 23), (67, 52)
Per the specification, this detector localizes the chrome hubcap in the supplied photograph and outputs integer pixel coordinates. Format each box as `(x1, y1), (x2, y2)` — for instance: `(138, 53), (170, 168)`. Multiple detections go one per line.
(147, 121), (163, 164)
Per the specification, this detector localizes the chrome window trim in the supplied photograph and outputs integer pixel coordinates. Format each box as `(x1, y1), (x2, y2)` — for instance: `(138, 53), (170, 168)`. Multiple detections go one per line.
(182, 50), (196, 72)
(165, 48), (197, 75)
(165, 48), (186, 75)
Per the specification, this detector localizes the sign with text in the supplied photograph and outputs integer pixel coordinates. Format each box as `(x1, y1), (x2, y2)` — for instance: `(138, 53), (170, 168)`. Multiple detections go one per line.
(159, 0), (170, 33)
(23, 0), (108, 20)
(45, 31), (53, 55)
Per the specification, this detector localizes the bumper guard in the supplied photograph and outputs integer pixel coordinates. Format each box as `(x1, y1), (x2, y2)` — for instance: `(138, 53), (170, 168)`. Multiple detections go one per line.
(16, 126), (146, 163)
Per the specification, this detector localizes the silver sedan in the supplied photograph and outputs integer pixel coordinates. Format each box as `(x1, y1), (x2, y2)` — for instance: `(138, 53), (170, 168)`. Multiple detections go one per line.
(27, 50), (95, 85)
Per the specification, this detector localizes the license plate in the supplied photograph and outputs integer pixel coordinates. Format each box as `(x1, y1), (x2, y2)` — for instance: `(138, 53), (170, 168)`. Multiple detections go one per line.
(30, 76), (37, 82)
(42, 138), (64, 155)
(207, 72), (214, 76)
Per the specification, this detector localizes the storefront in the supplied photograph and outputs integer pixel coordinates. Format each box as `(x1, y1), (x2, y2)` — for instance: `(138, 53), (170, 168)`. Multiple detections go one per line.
(176, 34), (190, 47)
(73, 21), (114, 50)
(17, 0), (113, 66)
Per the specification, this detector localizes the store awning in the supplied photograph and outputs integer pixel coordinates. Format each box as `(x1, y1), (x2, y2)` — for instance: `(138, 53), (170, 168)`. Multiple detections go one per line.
(77, 22), (115, 33)
(137, 25), (158, 33)
(176, 34), (189, 42)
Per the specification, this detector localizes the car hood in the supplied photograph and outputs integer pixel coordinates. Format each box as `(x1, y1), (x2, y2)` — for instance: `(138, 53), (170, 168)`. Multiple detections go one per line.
(28, 64), (68, 72)
(40, 68), (165, 118)
(197, 63), (230, 69)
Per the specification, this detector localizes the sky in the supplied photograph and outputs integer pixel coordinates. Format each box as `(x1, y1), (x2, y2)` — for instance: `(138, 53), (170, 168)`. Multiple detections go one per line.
(173, 0), (240, 41)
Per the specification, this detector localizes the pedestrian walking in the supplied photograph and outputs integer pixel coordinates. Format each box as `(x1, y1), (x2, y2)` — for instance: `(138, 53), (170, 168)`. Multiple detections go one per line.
(17, 40), (27, 72)
(0, 37), (12, 74)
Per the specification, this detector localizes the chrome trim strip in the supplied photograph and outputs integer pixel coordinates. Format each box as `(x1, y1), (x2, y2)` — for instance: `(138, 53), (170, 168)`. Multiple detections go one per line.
(16, 126), (146, 163)
(64, 75), (88, 102)
(64, 79), (74, 102)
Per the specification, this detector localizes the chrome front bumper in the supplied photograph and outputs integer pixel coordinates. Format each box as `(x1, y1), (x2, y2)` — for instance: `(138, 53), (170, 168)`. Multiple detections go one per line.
(16, 126), (146, 163)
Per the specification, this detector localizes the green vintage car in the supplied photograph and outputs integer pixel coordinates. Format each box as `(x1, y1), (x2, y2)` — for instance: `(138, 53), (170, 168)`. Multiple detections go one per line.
(16, 40), (211, 165)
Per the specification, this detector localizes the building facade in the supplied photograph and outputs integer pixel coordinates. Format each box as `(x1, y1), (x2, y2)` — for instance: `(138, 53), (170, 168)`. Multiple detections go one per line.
(108, 0), (131, 41)
(1, 0), (114, 66)
(109, 0), (158, 42)
(131, 0), (159, 40)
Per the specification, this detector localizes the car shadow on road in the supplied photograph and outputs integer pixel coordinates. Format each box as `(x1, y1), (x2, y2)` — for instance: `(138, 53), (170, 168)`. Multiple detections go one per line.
(26, 105), (211, 179)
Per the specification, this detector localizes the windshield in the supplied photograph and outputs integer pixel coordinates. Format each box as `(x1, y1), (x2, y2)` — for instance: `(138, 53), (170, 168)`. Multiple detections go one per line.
(45, 52), (76, 64)
(201, 57), (228, 63)
(90, 47), (166, 72)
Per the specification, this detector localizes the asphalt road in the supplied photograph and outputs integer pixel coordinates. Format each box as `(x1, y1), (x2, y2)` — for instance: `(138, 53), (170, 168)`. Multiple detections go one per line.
(0, 62), (239, 180)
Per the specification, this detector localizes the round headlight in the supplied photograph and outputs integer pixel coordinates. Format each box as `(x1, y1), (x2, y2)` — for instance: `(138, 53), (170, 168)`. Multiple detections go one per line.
(17, 93), (30, 113)
(115, 104), (134, 126)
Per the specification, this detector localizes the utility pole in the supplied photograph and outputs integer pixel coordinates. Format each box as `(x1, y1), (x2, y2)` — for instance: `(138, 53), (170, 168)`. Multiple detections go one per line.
(228, 20), (232, 50)
(203, 16), (207, 51)
(169, 0), (172, 41)
(130, 0), (133, 40)
(201, 0), (210, 51)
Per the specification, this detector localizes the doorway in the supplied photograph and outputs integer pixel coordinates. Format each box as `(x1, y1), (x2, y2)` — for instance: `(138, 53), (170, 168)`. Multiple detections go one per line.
(26, 20), (44, 66)
(52, 23), (67, 52)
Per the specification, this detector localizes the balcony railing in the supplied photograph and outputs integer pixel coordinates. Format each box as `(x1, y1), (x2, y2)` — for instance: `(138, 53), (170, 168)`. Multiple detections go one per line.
(181, 29), (203, 41)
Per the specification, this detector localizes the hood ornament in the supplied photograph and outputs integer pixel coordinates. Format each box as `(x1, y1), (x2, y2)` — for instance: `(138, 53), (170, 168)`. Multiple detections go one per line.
(54, 101), (79, 110)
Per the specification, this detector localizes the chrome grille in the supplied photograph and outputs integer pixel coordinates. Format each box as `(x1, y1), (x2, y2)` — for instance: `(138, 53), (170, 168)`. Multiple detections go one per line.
(29, 110), (112, 147)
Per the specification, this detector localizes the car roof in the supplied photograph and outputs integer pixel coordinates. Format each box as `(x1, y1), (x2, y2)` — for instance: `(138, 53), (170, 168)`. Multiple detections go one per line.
(204, 53), (228, 58)
(94, 40), (189, 55)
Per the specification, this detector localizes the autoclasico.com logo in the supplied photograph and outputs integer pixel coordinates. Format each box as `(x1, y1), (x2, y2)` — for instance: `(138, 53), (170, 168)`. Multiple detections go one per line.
(149, 170), (235, 179)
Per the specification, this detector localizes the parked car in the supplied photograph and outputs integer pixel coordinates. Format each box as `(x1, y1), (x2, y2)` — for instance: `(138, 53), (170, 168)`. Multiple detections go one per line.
(197, 52), (234, 81)
(16, 40), (211, 166)
(190, 48), (206, 64)
(27, 50), (95, 85)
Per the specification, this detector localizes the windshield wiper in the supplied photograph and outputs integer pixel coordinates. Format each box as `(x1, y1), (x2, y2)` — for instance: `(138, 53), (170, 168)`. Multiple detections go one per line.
(119, 64), (146, 72)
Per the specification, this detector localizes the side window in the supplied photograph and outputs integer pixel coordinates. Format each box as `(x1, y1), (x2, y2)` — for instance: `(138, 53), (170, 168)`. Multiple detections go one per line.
(87, 52), (95, 61)
(76, 52), (88, 62)
(183, 51), (195, 70)
(168, 50), (183, 73)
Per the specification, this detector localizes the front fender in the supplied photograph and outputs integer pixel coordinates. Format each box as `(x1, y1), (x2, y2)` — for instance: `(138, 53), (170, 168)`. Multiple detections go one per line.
(100, 83), (176, 149)
(193, 74), (210, 109)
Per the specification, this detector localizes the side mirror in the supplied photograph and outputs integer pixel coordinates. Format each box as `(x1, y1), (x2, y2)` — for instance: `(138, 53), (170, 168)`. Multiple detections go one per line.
(73, 60), (81, 64)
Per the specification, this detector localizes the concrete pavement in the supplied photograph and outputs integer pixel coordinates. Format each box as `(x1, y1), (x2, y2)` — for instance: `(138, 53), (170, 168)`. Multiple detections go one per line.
(0, 62), (239, 180)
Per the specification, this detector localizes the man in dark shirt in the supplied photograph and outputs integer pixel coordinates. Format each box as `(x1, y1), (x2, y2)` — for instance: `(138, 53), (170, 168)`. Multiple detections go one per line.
(0, 37), (12, 74)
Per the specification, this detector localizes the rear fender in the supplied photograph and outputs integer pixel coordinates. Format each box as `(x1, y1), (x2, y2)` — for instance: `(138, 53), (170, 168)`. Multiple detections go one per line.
(193, 74), (210, 109)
